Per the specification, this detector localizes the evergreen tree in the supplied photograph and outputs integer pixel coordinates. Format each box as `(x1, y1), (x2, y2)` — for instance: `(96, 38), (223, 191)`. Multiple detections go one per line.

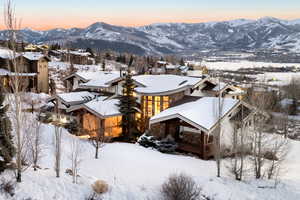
(118, 70), (139, 141)
(180, 58), (185, 66)
(102, 60), (106, 71)
(0, 91), (15, 173)
(128, 55), (134, 67)
(86, 47), (94, 57)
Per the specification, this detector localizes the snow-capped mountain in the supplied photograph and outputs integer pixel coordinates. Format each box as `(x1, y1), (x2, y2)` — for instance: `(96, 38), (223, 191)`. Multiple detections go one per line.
(1, 17), (300, 55)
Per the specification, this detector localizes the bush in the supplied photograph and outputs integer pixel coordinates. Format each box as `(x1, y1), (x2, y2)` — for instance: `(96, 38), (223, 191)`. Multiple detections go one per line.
(161, 173), (201, 200)
(92, 180), (109, 195)
(138, 134), (178, 153)
(0, 178), (15, 197)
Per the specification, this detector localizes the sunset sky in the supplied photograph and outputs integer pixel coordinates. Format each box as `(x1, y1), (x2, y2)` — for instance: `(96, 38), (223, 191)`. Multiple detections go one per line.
(0, 0), (300, 30)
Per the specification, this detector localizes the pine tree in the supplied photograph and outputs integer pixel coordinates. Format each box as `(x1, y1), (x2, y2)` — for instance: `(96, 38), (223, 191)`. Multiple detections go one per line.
(128, 55), (134, 67)
(102, 60), (106, 71)
(118, 70), (139, 141)
(180, 58), (185, 66)
(0, 91), (15, 173)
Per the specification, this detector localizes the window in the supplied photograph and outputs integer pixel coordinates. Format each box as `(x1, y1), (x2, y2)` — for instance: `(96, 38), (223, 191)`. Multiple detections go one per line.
(162, 96), (169, 111)
(105, 116), (122, 137)
(154, 96), (161, 115)
(147, 96), (153, 117)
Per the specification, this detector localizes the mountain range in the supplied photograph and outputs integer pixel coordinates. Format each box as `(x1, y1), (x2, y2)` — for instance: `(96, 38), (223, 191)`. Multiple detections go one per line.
(1, 17), (300, 55)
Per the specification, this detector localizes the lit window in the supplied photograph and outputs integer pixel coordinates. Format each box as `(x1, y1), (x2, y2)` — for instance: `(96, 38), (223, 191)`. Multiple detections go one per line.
(162, 96), (169, 111)
(154, 96), (161, 115)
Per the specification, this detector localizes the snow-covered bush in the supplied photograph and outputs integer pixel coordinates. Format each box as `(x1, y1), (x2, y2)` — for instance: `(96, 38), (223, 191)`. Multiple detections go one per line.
(92, 180), (109, 195)
(0, 178), (15, 197)
(138, 134), (178, 153)
(161, 173), (202, 200)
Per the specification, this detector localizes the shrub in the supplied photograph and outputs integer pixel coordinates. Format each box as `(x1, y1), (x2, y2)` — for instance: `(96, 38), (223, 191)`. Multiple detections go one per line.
(0, 178), (15, 197)
(92, 180), (109, 195)
(161, 173), (201, 200)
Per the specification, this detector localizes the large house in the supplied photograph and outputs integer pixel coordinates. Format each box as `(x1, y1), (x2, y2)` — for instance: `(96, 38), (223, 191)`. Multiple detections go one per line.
(0, 49), (50, 93)
(49, 71), (251, 157)
(149, 97), (255, 159)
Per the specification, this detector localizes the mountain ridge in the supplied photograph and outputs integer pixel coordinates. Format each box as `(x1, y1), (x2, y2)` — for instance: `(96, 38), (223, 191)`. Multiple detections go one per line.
(1, 17), (300, 55)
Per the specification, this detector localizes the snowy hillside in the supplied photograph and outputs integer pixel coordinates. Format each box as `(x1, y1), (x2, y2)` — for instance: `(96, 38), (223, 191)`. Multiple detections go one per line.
(1, 123), (300, 200)
(2, 17), (300, 55)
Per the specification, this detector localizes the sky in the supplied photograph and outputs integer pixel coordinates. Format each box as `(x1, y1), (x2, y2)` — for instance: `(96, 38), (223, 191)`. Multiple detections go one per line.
(0, 0), (300, 30)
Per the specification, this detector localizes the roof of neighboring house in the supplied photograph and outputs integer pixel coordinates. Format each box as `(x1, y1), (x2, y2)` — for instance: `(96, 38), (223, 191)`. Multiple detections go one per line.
(57, 49), (91, 57)
(0, 48), (20, 59)
(150, 97), (241, 132)
(132, 74), (205, 95)
(0, 68), (37, 77)
(78, 72), (122, 89)
(67, 96), (121, 118)
(64, 71), (122, 82)
(22, 52), (50, 61)
(55, 91), (96, 104)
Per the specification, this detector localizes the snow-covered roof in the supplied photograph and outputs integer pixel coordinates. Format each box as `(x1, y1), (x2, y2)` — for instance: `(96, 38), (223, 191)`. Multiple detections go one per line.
(0, 68), (37, 77)
(150, 97), (240, 132)
(56, 91), (95, 104)
(68, 96), (121, 118)
(0, 48), (20, 59)
(22, 52), (49, 61)
(57, 50), (91, 57)
(78, 72), (122, 88)
(212, 82), (228, 92)
(132, 75), (204, 95)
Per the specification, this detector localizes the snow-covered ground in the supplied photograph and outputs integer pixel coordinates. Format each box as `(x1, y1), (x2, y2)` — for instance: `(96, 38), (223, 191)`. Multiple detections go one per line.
(201, 60), (300, 71)
(1, 122), (300, 200)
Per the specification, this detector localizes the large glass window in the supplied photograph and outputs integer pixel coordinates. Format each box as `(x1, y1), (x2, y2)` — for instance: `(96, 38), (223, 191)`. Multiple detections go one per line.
(163, 96), (170, 111)
(154, 96), (161, 115)
(105, 116), (122, 138)
(147, 96), (153, 117)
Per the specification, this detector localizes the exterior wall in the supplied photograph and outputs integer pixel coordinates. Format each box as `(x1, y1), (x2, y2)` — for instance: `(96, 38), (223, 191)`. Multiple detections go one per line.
(37, 58), (49, 93)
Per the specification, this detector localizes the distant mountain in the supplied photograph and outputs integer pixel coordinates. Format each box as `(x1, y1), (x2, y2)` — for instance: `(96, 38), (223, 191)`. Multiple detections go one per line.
(1, 17), (300, 55)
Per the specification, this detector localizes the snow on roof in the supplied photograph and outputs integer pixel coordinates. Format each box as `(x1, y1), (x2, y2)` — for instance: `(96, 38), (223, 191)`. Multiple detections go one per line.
(78, 72), (121, 88)
(83, 97), (121, 117)
(57, 91), (95, 104)
(212, 82), (228, 92)
(133, 75), (203, 95)
(150, 97), (240, 131)
(0, 48), (19, 59)
(22, 52), (47, 61)
(0, 68), (37, 77)
(58, 49), (91, 57)
(75, 71), (121, 82)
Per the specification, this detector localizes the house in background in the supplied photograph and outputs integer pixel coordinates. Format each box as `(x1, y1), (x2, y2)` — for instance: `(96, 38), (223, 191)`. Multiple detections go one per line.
(0, 49), (50, 93)
(68, 97), (122, 139)
(149, 97), (255, 159)
(63, 71), (124, 94)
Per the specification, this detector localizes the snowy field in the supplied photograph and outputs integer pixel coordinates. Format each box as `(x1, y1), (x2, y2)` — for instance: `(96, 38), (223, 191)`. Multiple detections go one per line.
(1, 123), (300, 200)
(201, 60), (300, 71)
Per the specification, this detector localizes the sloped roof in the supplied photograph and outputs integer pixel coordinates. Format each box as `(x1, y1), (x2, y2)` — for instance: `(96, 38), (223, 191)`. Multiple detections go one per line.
(78, 72), (122, 88)
(56, 91), (95, 104)
(22, 52), (50, 61)
(150, 97), (240, 132)
(132, 74), (204, 95)
(68, 96), (121, 118)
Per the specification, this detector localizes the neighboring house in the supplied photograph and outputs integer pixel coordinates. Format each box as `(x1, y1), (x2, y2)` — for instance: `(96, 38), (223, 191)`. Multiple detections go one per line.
(193, 80), (245, 100)
(51, 49), (93, 65)
(149, 97), (256, 159)
(63, 71), (124, 94)
(48, 91), (122, 139)
(132, 74), (209, 127)
(67, 96), (122, 138)
(0, 49), (50, 93)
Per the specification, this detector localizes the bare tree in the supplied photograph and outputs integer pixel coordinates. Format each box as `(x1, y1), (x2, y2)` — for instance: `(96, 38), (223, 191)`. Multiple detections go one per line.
(28, 113), (42, 171)
(212, 76), (225, 178)
(87, 120), (110, 159)
(3, 0), (26, 183)
(54, 125), (63, 178)
(69, 136), (83, 184)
